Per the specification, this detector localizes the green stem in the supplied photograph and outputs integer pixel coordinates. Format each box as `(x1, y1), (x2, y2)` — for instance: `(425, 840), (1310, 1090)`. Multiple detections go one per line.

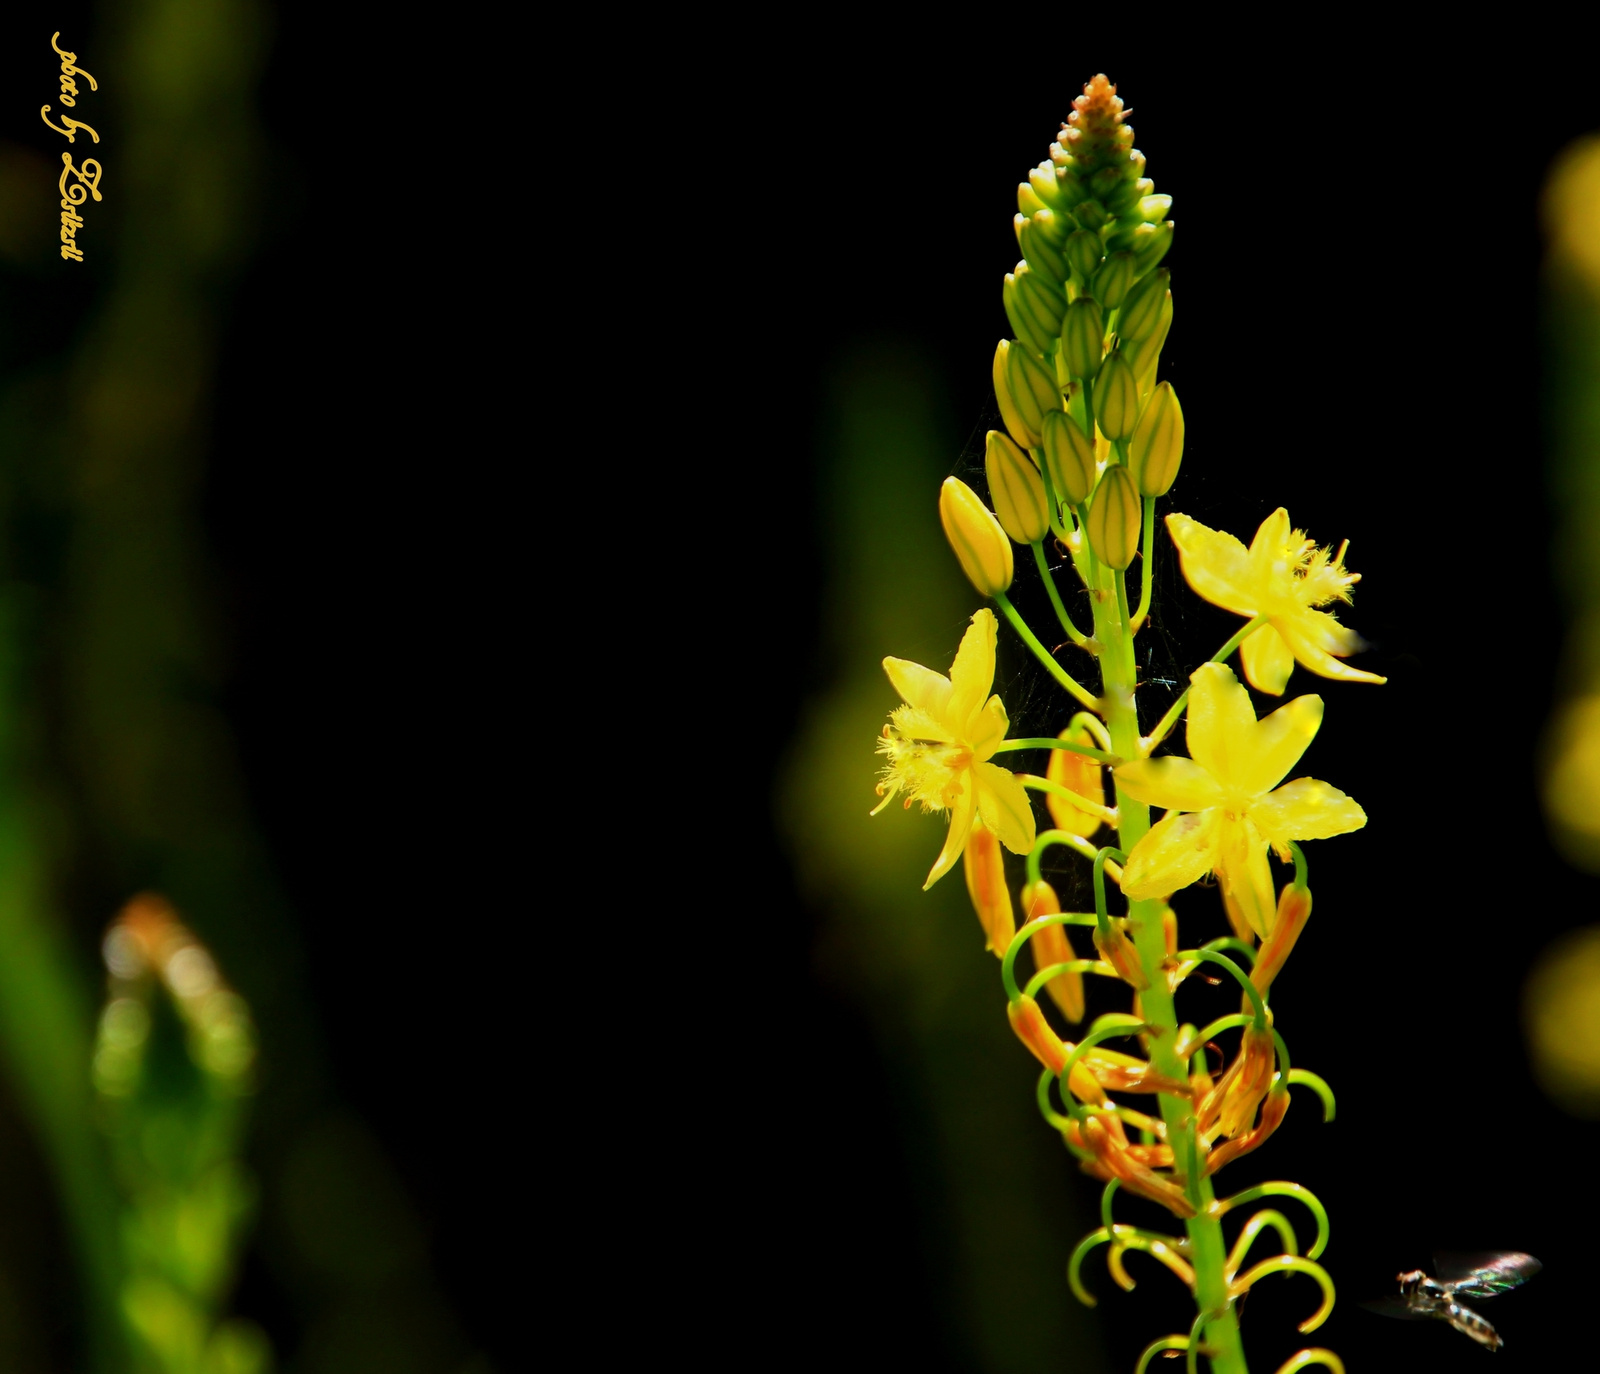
(1142, 615), (1271, 754)
(993, 737), (1119, 763)
(1132, 496), (1156, 632)
(1019, 774), (1119, 827)
(1090, 534), (1250, 1374)
(994, 593), (1101, 714)
(1032, 542), (1093, 647)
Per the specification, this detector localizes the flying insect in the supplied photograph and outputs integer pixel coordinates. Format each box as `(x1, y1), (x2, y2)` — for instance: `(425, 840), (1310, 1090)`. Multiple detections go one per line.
(1363, 1251), (1541, 1351)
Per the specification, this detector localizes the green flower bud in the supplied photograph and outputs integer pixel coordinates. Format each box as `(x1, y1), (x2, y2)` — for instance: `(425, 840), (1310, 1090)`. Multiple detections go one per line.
(1126, 288), (1174, 391)
(1015, 263), (1066, 335)
(1003, 274), (1054, 356)
(1007, 342), (1061, 440)
(1031, 204), (1069, 247)
(1041, 409), (1096, 507)
(1138, 194), (1173, 222)
(1131, 220), (1175, 276)
(1061, 297), (1105, 380)
(1085, 464), (1140, 571)
(1128, 382), (1184, 496)
(1017, 182), (1047, 216)
(1019, 217), (1070, 286)
(1117, 268), (1169, 343)
(1065, 230), (1102, 283)
(1074, 199), (1108, 231)
(1092, 353), (1139, 442)
(1028, 166), (1067, 212)
(985, 430), (1050, 544)
(1092, 252), (1135, 310)
(992, 341), (1035, 449)
(940, 477), (1014, 596)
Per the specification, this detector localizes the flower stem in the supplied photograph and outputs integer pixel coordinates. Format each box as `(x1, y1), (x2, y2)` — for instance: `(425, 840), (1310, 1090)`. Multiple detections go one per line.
(1132, 496), (1156, 633)
(993, 737), (1119, 763)
(1032, 542), (1093, 648)
(993, 593), (1102, 714)
(1018, 775), (1119, 827)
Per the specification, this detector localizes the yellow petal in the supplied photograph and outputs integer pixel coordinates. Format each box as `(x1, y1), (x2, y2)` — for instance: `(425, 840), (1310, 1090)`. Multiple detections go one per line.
(975, 761), (1037, 856)
(1120, 809), (1220, 899)
(1166, 513), (1260, 617)
(1277, 612), (1387, 685)
(924, 772), (976, 890)
(883, 656), (953, 718)
(1245, 507), (1294, 586)
(1251, 777), (1367, 850)
(1115, 757), (1226, 812)
(969, 694), (1009, 760)
(1236, 693), (1324, 797)
(949, 609), (999, 731)
(1215, 816), (1276, 940)
(888, 703), (958, 744)
(1185, 662), (1258, 792)
(1240, 623), (1294, 695)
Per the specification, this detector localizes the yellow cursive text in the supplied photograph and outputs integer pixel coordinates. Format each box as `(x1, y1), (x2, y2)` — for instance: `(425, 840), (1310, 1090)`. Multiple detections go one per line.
(45, 35), (104, 262)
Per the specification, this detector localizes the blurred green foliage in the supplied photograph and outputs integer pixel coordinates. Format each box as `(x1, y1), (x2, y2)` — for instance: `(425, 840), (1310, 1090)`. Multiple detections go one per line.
(779, 341), (1110, 1373)
(0, 2), (484, 1369)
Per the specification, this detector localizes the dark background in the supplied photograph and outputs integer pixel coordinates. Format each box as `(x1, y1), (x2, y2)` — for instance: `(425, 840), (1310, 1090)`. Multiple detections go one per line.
(684, 36), (1600, 1374)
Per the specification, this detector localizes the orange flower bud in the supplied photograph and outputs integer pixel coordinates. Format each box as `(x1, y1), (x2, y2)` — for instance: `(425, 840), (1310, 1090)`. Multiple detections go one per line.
(1006, 995), (1105, 1103)
(1251, 884), (1312, 994)
(1205, 1085), (1289, 1175)
(1045, 729), (1105, 839)
(1022, 880), (1085, 1023)
(1200, 1025), (1277, 1140)
(963, 820), (1015, 956)
(1082, 1113), (1196, 1217)
(1083, 1045), (1191, 1097)
(1094, 919), (1149, 989)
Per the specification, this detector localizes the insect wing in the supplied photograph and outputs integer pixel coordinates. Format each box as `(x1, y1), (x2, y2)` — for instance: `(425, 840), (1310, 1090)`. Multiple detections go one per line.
(1360, 1297), (1433, 1322)
(1433, 1250), (1541, 1299)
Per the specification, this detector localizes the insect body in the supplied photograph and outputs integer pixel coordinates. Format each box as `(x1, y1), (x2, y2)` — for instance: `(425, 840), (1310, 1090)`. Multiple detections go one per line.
(1364, 1251), (1541, 1351)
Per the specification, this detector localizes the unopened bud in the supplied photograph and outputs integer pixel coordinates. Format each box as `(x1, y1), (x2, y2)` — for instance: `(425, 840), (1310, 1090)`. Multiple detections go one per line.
(939, 477), (1013, 597)
(1061, 297), (1105, 380)
(1044, 728), (1104, 838)
(1003, 274), (1054, 357)
(985, 431), (1049, 545)
(1028, 165), (1066, 212)
(1018, 217), (1069, 286)
(992, 340), (1035, 449)
(1131, 220), (1175, 277)
(1118, 268), (1169, 343)
(964, 819), (1015, 954)
(1041, 409), (1097, 507)
(1022, 880), (1084, 1023)
(1086, 465), (1141, 571)
(1007, 994), (1070, 1076)
(1008, 342), (1063, 438)
(1093, 917), (1148, 989)
(1251, 884), (1312, 994)
(1030, 203), (1068, 245)
(1126, 288), (1174, 389)
(1065, 229), (1103, 282)
(1092, 251), (1136, 310)
(1015, 262), (1067, 336)
(1074, 198), (1108, 232)
(1092, 354), (1139, 441)
(1017, 183), (1046, 217)
(1139, 194), (1174, 222)
(1129, 382), (1185, 496)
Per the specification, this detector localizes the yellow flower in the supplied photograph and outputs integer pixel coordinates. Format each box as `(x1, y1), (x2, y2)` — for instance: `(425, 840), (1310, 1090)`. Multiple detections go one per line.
(1166, 508), (1385, 695)
(1114, 662), (1365, 936)
(874, 609), (1037, 889)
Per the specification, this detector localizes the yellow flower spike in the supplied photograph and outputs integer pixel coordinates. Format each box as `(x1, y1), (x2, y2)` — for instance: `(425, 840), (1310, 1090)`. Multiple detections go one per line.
(985, 431), (1050, 545)
(874, 607), (1037, 889)
(939, 477), (1014, 597)
(1087, 466), (1141, 571)
(1045, 726), (1105, 838)
(964, 820), (1016, 955)
(1041, 409), (1096, 507)
(1114, 662), (1366, 937)
(1166, 509), (1387, 695)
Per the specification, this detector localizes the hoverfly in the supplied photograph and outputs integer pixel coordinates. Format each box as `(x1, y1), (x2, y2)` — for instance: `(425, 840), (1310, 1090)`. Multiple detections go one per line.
(1363, 1251), (1541, 1350)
